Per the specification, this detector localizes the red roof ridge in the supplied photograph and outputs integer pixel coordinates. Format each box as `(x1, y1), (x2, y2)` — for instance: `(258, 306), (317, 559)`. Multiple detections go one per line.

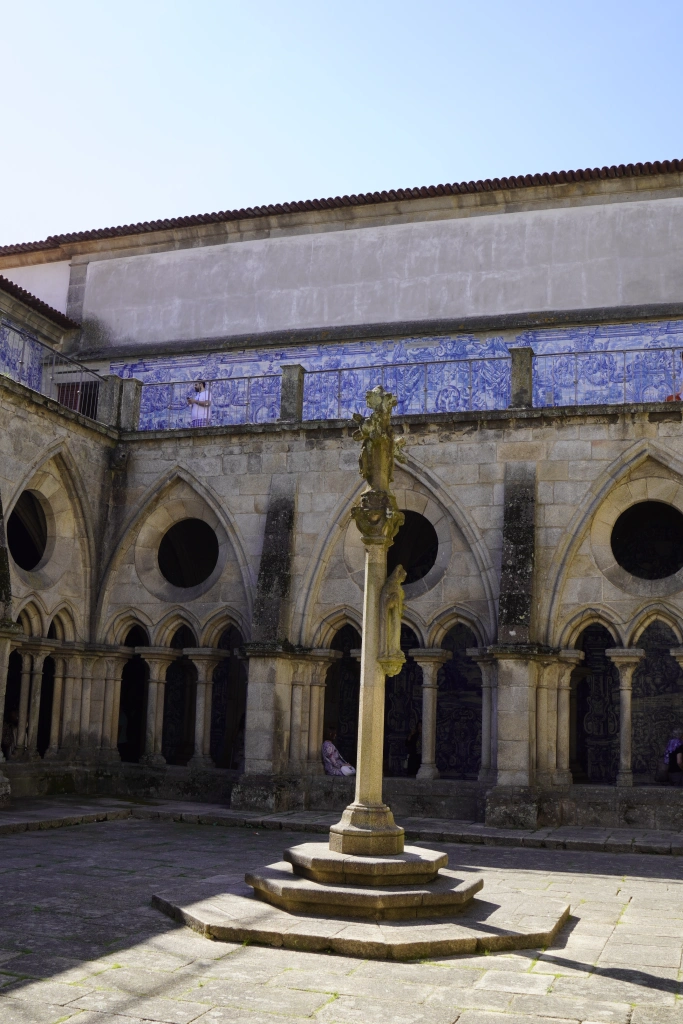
(1, 159), (681, 257)
(0, 275), (80, 331)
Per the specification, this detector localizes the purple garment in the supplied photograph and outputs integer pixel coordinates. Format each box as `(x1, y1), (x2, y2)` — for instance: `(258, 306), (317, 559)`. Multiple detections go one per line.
(321, 740), (350, 776)
(665, 737), (682, 763)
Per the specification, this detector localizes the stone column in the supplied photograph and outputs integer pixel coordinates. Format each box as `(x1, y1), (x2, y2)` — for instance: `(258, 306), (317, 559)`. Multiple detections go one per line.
(185, 648), (225, 769)
(13, 650), (33, 759)
(139, 648), (176, 766)
(77, 654), (100, 757)
(554, 649), (583, 785)
(59, 651), (81, 756)
(26, 644), (53, 759)
(0, 624), (22, 763)
(289, 659), (308, 771)
(44, 654), (65, 760)
(409, 648), (451, 781)
(304, 650), (341, 773)
(467, 648), (497, 784)
(329, 386), (406, 856)
(606, 647), (644, 788)
(534, 655), (555, 787)
(101, 653), (126, 759)
(488, 646), (539, 788)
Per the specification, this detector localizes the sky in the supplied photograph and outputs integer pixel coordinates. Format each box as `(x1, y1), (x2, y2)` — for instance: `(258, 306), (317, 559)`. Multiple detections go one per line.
(1, 0), (682, 246)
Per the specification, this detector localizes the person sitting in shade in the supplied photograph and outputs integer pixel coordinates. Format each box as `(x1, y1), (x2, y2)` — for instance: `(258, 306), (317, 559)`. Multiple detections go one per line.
(321, 728), (356, 776)
(187, 380), (211, 426)
(664, 727), (683, 784)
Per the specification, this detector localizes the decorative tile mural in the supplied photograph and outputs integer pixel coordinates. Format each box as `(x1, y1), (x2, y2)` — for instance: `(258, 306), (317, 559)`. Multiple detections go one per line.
(109, 319), (683, 429)
(0, 319), (44, 393)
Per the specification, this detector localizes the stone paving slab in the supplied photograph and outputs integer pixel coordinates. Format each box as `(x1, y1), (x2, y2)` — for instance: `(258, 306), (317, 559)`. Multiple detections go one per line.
(6, 795), (683, 857)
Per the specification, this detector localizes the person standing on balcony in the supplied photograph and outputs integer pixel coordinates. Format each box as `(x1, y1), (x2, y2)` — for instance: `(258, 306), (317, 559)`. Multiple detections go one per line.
(187, 380), (211, 426)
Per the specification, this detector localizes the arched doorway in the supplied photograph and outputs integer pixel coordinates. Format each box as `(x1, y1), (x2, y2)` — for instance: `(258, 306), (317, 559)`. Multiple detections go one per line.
(383, 625), (422, 777)
(632, 621), (683, 782)
(436, 624), (482, 778)
(162, 626), (197, 766)
(323, 624), (361, 767)
(118, 625), (149, 763)
(570, 624), (620, 784)
(210, 626), (247, 769)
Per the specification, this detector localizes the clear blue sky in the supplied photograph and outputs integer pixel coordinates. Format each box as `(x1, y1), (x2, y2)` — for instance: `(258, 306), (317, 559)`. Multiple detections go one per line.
(2, 0), (682, 246)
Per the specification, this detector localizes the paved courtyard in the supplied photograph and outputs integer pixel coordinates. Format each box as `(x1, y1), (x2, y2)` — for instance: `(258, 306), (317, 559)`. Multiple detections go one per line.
(0, 818), (682, 1024)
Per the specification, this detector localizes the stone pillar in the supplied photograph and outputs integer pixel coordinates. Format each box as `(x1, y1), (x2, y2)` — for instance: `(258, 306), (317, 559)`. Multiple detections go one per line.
(305, 650), (342, 773)
(243, 647), (296, 774)
(409, 648), (451, 781)
(59, 651), (82, 755)
(77, 654), (100, 756)
(101, 653), (126, 759)
(534, 655), (556, 787)
(0, 625), (22, 763)
(329, 386), (406, 856)
(185, 648), (225, 769)
(510, 347), (534, 409)
(554, 649), (583, 785)
(488, 647), (541, 788)
(467, 648), (497, 784)
(14, 650), (32, 759)
(26, 644), (53, 759)
(139, 648), (176, 766)
(289, 658), (309, 771)
(606, 648), (644, 788)
(44, 654), (65, 760)
(280, 364), (305, 421)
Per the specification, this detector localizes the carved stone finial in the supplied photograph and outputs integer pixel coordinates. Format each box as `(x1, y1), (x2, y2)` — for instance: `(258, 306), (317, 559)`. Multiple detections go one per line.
(351, 387), (406, 546)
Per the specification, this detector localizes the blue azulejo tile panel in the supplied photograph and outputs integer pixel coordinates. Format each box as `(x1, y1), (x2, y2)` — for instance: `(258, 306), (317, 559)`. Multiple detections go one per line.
(521, 320), (683, 407)
(110, 318), (683, 429)
(0, 319), (44, 393)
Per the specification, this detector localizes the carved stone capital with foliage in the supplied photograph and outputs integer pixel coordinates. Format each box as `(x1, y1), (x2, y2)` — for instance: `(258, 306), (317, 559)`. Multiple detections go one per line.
(352, 386), (406, 493)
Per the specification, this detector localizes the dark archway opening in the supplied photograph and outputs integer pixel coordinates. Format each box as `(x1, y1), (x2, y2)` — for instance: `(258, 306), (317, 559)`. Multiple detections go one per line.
(323, 624), (361, 767)
(162, 628), (198, 765)
(611, 501), (683, 580)
(210, 625), (247, 769)
(124, 624), (149, 648)
(118, 656), (148, 763)
(1, 650), (22, 759)
(36, 656), (54, 758)
(632, 620), (683, 782)
(158, 519), (219, 588)
(387, 511), (438, 585)
(383, 625), (422, 776)
(571, 624), (620, 784)
(436, 624), (482, 778)
(8, 491), (47, 571)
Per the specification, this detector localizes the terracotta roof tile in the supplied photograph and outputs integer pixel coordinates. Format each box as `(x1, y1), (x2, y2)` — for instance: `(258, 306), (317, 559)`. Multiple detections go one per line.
(0, 275), (80, 331)
(2, 159), (681, 257)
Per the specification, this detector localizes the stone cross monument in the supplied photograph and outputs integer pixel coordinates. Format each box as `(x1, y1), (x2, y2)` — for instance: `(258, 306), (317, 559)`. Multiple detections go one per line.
(329, 386), (408, 855)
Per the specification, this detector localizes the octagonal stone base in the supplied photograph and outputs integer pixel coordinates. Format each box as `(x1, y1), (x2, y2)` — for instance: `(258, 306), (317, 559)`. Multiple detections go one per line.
(247, 859), (483, 919)
(284, 842), (447, 886)
(152, 875), (570, 960)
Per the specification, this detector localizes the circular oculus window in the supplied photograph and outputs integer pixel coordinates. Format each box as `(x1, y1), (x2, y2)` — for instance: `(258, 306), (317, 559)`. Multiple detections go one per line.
(158, 518), (219, 588)
(7, 491), (48, 571)
(387, 510), (439, 584)
(610, 500), (683, 580)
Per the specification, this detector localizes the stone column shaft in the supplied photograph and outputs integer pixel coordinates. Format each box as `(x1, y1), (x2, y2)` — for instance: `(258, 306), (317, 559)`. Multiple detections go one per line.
(45, 656), (65, 759)
(410, 649), (451, 781)
(14, 652), (32, 758)
(606, 648), (644, 788)
(27, 650), (50, 758)
(554, 650), (583, 785)
(185, 649), (224, 769)
(139, 648), (175, 766)
(468, 649), (496, 784)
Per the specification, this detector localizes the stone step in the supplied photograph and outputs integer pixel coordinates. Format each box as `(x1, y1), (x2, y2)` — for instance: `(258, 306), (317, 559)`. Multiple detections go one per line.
(3, 796), (683, 855)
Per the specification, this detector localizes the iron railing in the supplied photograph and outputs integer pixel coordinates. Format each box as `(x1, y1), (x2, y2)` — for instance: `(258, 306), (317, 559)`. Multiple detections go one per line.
(0, 319), (103, 420)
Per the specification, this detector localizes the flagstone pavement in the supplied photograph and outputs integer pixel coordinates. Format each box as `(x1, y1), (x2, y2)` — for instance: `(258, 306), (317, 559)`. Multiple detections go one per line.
(1, 814), (683, 1024)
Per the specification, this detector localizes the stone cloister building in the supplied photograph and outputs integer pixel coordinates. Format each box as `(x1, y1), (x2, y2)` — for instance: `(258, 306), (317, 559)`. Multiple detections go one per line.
(3, 160), (683, 826)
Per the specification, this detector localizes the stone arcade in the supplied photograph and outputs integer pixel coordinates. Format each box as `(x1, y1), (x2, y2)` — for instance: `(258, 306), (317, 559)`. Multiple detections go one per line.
(4, 160), (683, 836)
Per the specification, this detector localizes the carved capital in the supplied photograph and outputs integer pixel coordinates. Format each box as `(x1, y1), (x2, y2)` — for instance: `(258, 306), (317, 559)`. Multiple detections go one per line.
(351, 489), (404, 545)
